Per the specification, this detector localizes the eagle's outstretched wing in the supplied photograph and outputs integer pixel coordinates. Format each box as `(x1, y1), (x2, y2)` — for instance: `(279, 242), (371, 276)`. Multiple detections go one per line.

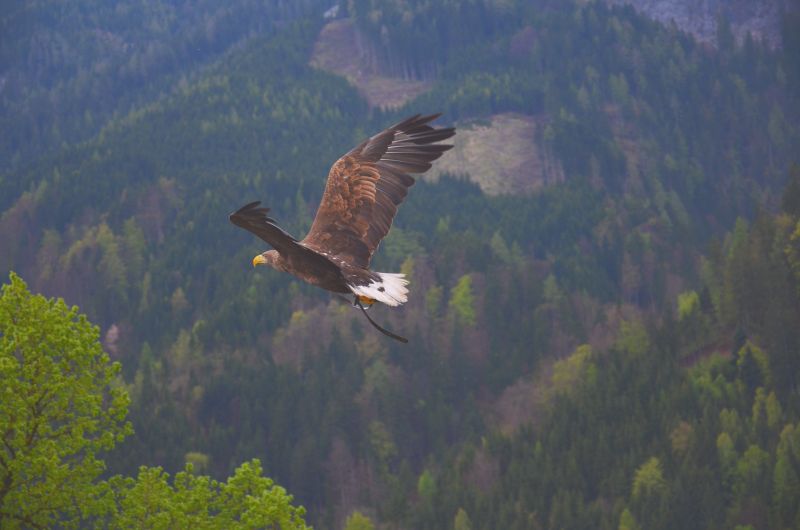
(301, 114), (455, 268)
(229, 201), (299, 254)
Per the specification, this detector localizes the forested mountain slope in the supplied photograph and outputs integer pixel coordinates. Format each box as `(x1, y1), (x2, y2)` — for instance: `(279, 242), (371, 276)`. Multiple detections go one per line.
(0, 0), (332, 171)
(1, 1), (799, 528)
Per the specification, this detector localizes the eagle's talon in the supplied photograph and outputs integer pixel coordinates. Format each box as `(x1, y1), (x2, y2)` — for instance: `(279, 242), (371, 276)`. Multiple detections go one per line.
(355, 295), (375, 308)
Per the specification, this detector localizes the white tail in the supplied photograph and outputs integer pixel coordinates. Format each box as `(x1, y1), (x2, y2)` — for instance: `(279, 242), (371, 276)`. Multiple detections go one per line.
(350, 273), (409, 307)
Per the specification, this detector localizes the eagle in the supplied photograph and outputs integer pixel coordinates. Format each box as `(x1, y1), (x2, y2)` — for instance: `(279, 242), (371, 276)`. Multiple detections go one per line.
(229, 114), (455, 341)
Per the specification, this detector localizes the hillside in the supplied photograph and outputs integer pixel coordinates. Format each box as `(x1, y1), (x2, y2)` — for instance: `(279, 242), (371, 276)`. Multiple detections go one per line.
(2, 1), (800, 529)
(0, 0), (334, 171)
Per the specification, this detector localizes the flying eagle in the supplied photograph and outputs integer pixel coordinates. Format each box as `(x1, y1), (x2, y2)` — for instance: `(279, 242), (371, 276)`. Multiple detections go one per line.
(229, 114), (455, 341)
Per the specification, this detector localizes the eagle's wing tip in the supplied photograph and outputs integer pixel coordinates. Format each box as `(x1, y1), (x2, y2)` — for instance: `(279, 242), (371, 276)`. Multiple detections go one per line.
(230, 201), (264, 225)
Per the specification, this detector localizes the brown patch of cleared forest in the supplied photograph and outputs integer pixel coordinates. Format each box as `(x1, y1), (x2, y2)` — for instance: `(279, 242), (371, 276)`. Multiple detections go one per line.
(425, 113), (565, 195)
(310, 18), (431, 109)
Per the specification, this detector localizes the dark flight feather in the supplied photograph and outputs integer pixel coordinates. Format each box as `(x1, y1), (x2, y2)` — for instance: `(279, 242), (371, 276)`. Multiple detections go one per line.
(229, 201), (298, 253)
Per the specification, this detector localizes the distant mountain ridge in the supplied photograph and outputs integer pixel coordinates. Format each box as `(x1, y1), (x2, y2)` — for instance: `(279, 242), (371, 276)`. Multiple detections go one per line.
(606, 0), (795, 47)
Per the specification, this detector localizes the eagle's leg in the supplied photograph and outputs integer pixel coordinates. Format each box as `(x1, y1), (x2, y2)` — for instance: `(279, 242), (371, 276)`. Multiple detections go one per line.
(354, 299), (409, 343)
(354, 294), (376, 308)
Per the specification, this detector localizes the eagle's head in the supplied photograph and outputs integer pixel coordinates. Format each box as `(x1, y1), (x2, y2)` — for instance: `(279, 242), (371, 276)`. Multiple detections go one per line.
(252, 250), (285, 271)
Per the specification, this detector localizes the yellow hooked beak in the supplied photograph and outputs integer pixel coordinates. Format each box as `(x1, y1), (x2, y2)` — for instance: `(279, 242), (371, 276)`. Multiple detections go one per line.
(252, 255), (267, 267)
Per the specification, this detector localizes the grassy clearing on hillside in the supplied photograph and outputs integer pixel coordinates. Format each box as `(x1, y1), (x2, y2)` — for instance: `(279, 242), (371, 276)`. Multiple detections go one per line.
(426, 113), (565, 195)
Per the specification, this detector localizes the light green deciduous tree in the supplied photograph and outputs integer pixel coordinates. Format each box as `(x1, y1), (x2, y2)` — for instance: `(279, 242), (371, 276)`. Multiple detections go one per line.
(0, 273), (309, 529)
(107, 459), (309, 530)
(449, 275), (477, 327)
(344, 510), (375, 530)
(0, 272), (131, 528)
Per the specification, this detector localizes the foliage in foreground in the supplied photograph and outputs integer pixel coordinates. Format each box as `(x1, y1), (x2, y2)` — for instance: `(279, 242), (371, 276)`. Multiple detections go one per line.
(0, 272), (309, 529)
